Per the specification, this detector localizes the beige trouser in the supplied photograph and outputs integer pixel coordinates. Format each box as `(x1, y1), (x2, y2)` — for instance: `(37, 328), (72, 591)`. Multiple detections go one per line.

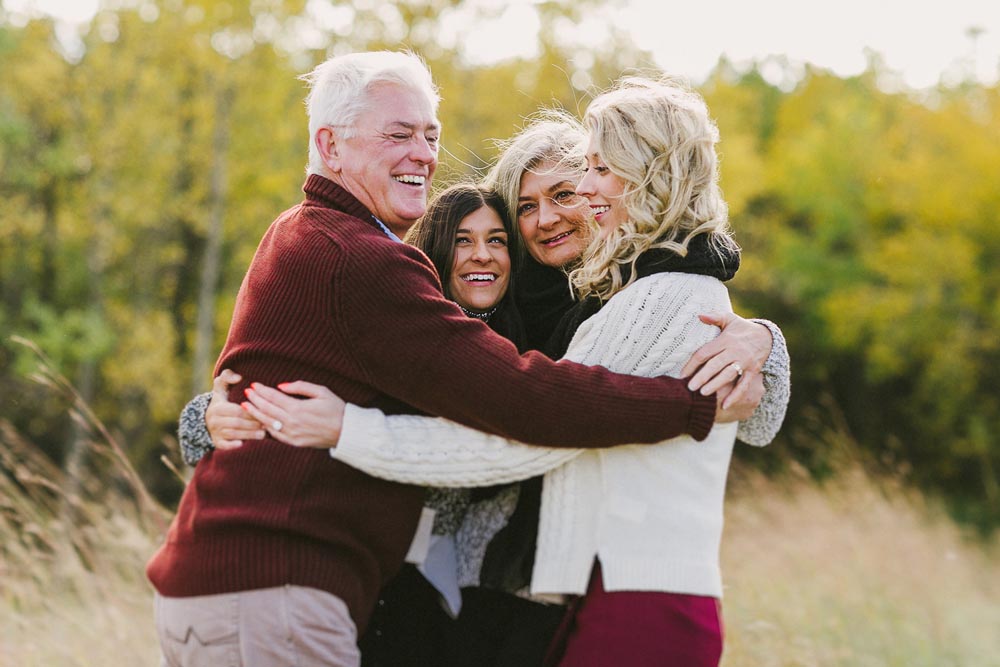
(155, 585), (361, 667)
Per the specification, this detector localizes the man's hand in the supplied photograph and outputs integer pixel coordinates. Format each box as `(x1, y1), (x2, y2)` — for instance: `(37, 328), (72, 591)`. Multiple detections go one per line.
(208, 369), (265, 450)
(242, 381), (347, 449)
(682, 313), (773, 409)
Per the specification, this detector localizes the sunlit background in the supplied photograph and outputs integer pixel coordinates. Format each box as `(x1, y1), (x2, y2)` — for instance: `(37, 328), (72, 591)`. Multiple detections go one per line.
(8, 0), (1000, 88)
(1, 1), (998, 665)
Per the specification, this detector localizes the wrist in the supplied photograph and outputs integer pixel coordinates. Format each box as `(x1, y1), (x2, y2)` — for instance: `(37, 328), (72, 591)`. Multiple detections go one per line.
(750, 319), (774, 369)
(687, 391), (716, 441)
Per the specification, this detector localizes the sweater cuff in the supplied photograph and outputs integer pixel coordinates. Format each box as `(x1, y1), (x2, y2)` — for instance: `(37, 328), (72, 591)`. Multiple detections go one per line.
(179, 392), (214, 466)
(686, 391), (716, 442)
(330, 403), (374, 462)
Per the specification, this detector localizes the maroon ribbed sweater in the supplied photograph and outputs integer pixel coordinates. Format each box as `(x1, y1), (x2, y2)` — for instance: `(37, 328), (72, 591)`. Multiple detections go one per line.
(146, 175), (715, 633)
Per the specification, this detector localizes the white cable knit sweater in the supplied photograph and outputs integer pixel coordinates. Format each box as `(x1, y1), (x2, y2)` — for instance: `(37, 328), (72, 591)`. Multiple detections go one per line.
(334, 272), (761, 599)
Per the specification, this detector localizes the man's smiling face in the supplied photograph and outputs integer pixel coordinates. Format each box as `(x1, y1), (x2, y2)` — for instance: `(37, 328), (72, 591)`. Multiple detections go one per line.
(331, 83), (440, 237)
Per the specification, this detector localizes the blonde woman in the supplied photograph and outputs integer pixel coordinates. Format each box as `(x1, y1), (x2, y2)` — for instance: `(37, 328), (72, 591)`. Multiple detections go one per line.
(543, 75), (745, 666)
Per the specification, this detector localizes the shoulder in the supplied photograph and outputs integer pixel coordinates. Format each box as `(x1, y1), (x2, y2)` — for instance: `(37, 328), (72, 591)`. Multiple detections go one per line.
(565, 273), (730, 370)
(572, 274), (724, 339)
(299, 219), (443, 303)
(598, 273), (729, 334)
(610, 273), (729, 314)
(283, 208), (431, 271)
(338, 227), (438, 283)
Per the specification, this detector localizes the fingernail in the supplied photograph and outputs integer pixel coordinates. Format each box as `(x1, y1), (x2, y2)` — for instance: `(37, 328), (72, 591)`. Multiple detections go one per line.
(244, 388), (252, 398)
(277, 383), (289, 390)
(701, 387), (711, 396)
(251, 382), (259, 389)
(240, 402), (250, 410)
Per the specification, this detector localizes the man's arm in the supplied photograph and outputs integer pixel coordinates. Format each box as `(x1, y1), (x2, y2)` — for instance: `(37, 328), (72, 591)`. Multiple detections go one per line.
(334, 242), (716, 448)
(320, 271), (744, 485)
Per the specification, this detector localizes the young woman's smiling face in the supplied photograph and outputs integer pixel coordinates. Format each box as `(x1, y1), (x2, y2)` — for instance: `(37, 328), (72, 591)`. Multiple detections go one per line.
(516, 162), (591, 268)
(576, 137), (628, 238)
(448, 205), (511, 313)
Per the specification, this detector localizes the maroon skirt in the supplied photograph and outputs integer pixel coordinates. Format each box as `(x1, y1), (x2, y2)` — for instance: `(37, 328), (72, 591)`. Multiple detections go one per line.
(544, 561), (723, 667)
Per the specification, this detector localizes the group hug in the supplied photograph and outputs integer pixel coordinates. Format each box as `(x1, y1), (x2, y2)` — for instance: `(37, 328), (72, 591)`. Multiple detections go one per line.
(145, 50), (791, 667)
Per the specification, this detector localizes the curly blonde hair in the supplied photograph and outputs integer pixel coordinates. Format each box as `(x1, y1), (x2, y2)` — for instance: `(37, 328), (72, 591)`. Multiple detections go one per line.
(569, 76), (737, 301)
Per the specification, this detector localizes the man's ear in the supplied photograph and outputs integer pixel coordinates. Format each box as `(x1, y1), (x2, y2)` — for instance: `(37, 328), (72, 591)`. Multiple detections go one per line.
(316, 127), (341, 174)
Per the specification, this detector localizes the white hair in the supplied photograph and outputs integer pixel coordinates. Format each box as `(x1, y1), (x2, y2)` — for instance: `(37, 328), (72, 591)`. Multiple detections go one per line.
(300, 51), (440, 176)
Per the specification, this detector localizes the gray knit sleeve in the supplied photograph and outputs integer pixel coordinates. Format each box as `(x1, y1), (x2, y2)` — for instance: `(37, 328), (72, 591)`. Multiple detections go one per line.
(455, 485), (521, 589)
(736, 319), (791, 447)
(179, 392), (214, 466)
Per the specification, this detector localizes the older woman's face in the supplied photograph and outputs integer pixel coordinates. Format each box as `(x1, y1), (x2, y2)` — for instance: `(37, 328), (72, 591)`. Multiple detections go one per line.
(516, 163), (591, 268)
(576, 137), (628, 238)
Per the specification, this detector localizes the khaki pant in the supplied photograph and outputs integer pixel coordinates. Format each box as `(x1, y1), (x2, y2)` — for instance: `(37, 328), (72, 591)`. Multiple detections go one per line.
(155, 586), (361, 667)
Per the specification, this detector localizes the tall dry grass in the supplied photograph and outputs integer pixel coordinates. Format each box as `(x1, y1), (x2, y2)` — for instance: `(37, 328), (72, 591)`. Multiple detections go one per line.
(722, 464), (1000, 667)
(1, 341), (997, 665)
(0, 422), (165, 665)
(1, 338), (168, 666)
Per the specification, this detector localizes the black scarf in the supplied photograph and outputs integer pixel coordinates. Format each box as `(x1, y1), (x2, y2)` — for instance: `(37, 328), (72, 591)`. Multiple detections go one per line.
(479, 234), (739, 595)
(547, 235), (740, 359)
(512, 256), (576, 353)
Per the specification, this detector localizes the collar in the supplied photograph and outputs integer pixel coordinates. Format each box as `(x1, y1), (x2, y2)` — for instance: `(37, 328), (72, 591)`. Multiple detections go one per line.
(303, 174), (403, 243)
(371, 216), (403, 243)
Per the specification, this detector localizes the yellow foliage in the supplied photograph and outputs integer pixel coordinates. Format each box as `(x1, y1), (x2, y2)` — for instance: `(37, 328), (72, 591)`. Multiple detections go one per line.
(101, 305), (186, 425)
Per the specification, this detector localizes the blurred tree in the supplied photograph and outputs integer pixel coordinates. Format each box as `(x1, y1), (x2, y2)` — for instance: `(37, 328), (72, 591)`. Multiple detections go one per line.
(0, 18), (101, 480)
(724, 62), (1000, 528)
(0, 0), (996, 530)
(0, 0), (655, 499)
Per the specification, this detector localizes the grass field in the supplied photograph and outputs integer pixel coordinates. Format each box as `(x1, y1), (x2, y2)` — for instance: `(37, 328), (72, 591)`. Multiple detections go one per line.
(2, 421), (997, 666)
(721, 466), (999, 667)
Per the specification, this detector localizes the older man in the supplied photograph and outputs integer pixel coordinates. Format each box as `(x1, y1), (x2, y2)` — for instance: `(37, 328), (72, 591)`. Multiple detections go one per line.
(146, 51), (762, 667)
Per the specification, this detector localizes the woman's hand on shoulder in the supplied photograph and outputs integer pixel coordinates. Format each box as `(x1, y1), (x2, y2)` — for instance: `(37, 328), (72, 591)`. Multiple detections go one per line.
(242, 381), (346, 449)
(682, 312), (772, 410)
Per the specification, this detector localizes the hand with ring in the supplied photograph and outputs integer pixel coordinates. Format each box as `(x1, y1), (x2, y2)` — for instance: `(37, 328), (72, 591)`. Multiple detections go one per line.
(680, 312), (772, 412)
(241, 381), (347, 449)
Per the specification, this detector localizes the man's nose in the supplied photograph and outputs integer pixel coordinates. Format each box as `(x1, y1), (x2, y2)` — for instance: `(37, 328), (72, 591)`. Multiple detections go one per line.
(410, 136), (437, 164)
